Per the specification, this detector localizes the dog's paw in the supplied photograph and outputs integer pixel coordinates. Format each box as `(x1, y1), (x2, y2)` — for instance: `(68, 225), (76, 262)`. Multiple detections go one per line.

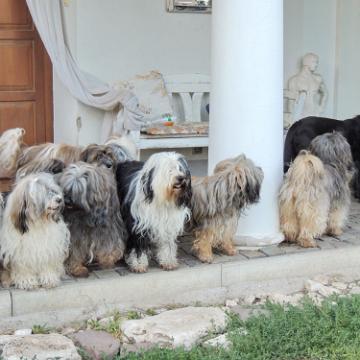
(222, 245), (237, 256)
(39, 272), (61, 289)
(327, 228), (343, 237)
(70, 265), (89, 278)
(14, 277), (39, 290)
(197, 253), (214, 263)
(0, 271), (12, 288)
(298, 238), (317, 248)
(129, 264), (148, 273)
(160, 262), (178, 271)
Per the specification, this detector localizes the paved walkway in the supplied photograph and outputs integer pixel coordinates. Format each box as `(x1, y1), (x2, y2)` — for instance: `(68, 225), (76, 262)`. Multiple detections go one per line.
(1, 201), (360, 331)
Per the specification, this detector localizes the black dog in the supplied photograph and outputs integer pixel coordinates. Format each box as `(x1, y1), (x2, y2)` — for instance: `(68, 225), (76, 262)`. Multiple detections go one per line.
(284, 115), (360, 198)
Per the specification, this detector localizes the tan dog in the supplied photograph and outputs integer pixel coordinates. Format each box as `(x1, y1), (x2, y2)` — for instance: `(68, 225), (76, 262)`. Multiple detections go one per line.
(189, 154), (264, 263)
(279, 132), (354, 247)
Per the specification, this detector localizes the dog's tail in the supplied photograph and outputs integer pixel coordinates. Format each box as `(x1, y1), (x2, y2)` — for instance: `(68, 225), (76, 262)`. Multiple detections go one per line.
(284, 150), (325, 188)
(279, 150), (327, 242)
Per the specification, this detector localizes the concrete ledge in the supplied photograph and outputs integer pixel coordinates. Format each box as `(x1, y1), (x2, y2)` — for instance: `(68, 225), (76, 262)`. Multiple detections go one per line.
(11, 263), (222, 317)
(222, 246), (360, 286)
(0, 290), (11, 318)
(2, 245), (360, 331)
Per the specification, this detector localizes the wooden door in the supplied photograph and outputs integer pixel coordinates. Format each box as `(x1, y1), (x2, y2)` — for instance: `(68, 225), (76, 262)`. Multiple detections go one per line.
(0, 0), (53, 145)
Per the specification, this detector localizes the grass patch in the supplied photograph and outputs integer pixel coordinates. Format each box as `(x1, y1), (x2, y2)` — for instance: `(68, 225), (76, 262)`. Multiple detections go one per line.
(127, 310), (142, 320)
(117, 295), (360, 360)
(145, 308), (157, 316)
(87, 311), (123, 339)
(32, 324), (52, 334)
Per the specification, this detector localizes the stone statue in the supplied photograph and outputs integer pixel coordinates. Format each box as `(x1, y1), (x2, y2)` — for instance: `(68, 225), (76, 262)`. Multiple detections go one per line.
(284, 53), (328, 129)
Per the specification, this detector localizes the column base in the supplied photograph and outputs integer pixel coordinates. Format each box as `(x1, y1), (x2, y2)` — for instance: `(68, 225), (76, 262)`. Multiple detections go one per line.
(234, 232), (284, 250)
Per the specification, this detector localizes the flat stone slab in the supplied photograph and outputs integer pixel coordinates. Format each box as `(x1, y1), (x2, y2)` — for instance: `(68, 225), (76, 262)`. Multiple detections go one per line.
(0, 334), (80, 360)
(71, 330), (120, 360)
(121, 306), (227, 350)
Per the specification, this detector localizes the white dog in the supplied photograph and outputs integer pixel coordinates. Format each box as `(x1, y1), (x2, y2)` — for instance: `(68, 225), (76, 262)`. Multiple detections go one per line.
(116, 152), (192, 272)
(0, 173), (70, 289)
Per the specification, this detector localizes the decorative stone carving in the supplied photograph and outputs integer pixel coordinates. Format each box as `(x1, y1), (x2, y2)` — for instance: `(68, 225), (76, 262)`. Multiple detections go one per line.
(284, 53), (328, 129)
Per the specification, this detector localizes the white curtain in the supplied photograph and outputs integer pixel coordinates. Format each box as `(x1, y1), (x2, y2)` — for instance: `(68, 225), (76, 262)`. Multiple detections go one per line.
(26, 0), (152, 140)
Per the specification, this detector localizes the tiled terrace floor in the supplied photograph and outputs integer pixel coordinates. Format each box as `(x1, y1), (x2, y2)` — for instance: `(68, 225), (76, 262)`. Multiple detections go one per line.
(5, 200), (355, 285)
(60, 200), (360, 282)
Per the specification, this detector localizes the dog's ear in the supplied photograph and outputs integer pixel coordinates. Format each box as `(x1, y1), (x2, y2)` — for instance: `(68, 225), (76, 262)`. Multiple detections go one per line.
(13, 198), (29, 234)
(80, 144), (96, 162)
(245, 176), (262, 204)
(177, 176), (192, 208)
(236, 165), (263, 204)
(49, 159), (66, 175)
(141, 168), (154, 203)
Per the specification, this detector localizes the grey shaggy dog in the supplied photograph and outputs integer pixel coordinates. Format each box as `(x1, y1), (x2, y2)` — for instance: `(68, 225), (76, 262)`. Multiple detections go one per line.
(189, 154), (264, 263)
(309, 132), (354, 170)
(56, 162), (126, 277)
(279, 132), (354, 248)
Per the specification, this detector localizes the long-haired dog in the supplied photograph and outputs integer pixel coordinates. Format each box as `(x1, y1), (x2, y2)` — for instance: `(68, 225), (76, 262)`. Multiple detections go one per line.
(189, 155), (264, 263)
(105, 135), (137, 163)
(116, 152), (192, 273)
(0, 173), (70, 289)
(57, 162), (126, 277)
(0, 128), (25, 178)
(279, 132), (354, 248)
(283, 115), (360, 199)
(16, 158), (65, 181)
(16, 143), (116, 175)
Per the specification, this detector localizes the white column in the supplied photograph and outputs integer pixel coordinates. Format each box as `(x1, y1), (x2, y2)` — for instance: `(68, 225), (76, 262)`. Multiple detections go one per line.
(209, 0), (284, 247)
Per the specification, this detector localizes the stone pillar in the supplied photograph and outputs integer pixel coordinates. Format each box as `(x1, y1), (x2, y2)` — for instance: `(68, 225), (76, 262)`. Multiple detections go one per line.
(209, 0), (284, 247)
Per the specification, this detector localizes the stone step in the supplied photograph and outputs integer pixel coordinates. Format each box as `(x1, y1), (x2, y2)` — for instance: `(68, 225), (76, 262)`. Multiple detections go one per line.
(1, 244), (360, 332)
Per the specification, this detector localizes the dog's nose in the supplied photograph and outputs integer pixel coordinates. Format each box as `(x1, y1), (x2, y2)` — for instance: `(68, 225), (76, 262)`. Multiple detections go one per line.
(55, 196), (63, 204)
(104, 159), (113, 168)
(174, 176), (188, 189)
(64, 195), (72, 205)
(177, 176), (186, 184)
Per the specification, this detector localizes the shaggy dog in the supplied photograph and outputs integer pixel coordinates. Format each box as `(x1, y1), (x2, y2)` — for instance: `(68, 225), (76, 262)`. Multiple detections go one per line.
(17, 143), (116, 174)
(116, 152), (192, 273)
(0, 128), (25, 178)
(279, 132), (354, 248)
(0, 173), (70, 289)
(16, 158), (65, 181)
(105, 135), (137, 162)
(57, 162), (126, 277)
(284, 115), (360, 198)
(189, 154), (264, 263)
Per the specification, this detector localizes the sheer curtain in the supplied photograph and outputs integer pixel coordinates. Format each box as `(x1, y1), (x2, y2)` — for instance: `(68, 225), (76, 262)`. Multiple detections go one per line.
(26, 0), (152, 140)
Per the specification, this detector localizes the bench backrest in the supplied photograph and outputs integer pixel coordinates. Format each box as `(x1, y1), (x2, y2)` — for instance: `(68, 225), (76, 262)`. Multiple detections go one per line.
(163, 74), (210, 123)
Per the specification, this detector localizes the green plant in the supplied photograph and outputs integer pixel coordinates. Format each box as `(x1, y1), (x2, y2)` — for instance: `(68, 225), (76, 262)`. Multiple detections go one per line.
(145, 308), (157, 316)
(31, 324), (52, 334)
(114, 295), (360, 360)
(87, 311), (123, 339)
(127, 310), (142, 320)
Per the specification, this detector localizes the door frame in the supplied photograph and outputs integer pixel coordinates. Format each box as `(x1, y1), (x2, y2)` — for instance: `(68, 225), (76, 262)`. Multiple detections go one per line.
(42, 40), (54, 142)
